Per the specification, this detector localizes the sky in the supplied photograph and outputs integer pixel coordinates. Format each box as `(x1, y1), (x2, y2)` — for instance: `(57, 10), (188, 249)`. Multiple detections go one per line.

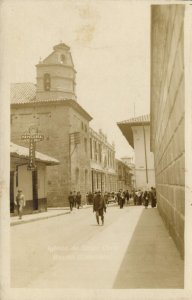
(1, 0), (150, 159)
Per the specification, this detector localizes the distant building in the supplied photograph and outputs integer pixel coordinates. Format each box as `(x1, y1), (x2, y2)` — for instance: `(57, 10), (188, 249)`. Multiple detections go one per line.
(121, 156), (135, 188)
(89, 128), (116, 193)
(10, 142), (59, 215)
(151, 5), (185, 257)
(11, 43), (92, 207)
(121, 156), (134, 166)
(117, 114), (155, 190)
(115, 159), (132, 191)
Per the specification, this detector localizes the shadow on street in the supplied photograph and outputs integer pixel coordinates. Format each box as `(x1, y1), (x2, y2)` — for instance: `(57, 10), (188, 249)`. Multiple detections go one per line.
(113, 207), (184, 289)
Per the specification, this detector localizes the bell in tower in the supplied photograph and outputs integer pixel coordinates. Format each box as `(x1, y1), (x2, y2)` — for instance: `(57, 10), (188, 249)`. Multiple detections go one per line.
(36, 42), (77, 101)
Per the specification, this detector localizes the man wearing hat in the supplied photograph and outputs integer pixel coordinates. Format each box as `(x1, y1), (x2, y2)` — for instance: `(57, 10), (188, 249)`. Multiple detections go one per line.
(93, 191), (106, 225)
(14, 189), (26, 219)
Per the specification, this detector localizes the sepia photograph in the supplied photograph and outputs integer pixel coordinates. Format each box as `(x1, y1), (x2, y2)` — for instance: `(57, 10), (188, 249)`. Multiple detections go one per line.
(0, 0), (192, 299)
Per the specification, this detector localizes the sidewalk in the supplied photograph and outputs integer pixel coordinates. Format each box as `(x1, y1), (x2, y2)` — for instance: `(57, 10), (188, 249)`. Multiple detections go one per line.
(10, 204), (92, 226)
(10, 203), (117, 226)
(113, 207), (184, 288)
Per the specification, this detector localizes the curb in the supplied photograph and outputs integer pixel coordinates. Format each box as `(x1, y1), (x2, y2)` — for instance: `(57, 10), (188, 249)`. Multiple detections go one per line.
(11, 205), (93, 226)
(10, 211), (71, 227)
(10, 203), (117, 227)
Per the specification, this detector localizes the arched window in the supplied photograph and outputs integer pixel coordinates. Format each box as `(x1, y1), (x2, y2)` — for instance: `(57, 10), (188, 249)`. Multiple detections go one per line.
(44, 73), (51, 91)
(60, 54), (65, 63)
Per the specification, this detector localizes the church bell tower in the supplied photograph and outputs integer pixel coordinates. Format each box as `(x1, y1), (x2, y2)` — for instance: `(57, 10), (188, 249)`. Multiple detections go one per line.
(36, 42), (77, 101)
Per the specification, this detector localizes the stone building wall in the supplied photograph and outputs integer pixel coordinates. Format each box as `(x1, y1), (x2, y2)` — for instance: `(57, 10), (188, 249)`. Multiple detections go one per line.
(11, 102), (91, 207)
(151, 5), (185, 256)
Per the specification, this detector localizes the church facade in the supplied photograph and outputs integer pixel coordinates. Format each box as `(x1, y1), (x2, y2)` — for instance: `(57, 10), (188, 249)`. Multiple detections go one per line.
(11, 43), (92, 207)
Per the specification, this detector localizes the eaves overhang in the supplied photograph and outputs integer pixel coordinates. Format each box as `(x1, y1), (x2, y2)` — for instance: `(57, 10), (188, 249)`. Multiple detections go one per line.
(117, 122), (134, 148)
(117, 114), (150, 149)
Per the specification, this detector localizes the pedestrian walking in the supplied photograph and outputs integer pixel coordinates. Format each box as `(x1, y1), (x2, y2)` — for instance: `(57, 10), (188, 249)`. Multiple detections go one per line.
(118, 190), (125, 209)
(125, 190), (130, 205)
(93, 191), (106, 225)
(73, 190), (77, 208)
(137, 189), (142, 205)
(68, 191), (74, 211)
(87, 191), (93, 204)
(76, 191), (81, 209)
(122, 191), (126, 207)
(111, 192), (116, 203)
(143, 190), (150, 208)
(14, 189), (25, 219)
(150, 187), (157, 208)
(133, 190), (137, 205)
(117, 190), (121, 206)
(104, 192), (109, 206)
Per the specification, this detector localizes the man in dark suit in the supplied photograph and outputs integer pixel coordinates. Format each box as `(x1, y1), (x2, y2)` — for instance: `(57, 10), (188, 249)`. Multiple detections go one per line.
(93, 191), (106, 225)
(68, 191), (74, 211)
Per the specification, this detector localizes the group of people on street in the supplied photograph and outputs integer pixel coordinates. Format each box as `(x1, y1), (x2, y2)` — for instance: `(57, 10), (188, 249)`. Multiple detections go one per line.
(69, 190), (107, 225)
(86, 191), (115, 205)
(132, 187), (157, 208)
(68, 191), (82, 211)
(116, 189), (130, 208)
(14, 186), (156, 222)
(86, 190), (130, 206)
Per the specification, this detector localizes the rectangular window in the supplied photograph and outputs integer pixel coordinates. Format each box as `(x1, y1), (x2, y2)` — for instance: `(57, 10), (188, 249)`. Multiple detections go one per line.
(98, 144), (102, 163)
(94, 141), (97, 161)
(90, 138), (93, 159)
(84, 138), (87, 153)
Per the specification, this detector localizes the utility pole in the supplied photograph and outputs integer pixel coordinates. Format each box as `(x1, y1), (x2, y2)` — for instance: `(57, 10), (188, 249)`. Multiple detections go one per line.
(69, 132), (80, 192)
(142, 124), (148, 185)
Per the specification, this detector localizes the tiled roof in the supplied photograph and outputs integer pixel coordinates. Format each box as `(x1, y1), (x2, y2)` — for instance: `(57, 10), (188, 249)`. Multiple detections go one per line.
(10, 142), (59, 166)
(117, 114), (150, 125)
(11, 95), (92, 121)
(11, 82), (36, 104)
(10, 82), (92, 121)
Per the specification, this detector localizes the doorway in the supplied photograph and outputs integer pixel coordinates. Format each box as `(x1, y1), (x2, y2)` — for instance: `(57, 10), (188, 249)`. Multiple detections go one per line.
(10, 171), (14, 213)
(32, 170), (38, 210)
